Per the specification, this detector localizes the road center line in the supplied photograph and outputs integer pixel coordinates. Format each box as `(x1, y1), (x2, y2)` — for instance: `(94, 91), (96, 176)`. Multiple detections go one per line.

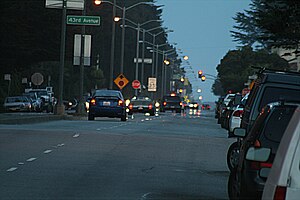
(73, 133), (80, 138)
(7, 167), (18, 172)
(44, 150), (52, 154)
(26, 157), (37, 162)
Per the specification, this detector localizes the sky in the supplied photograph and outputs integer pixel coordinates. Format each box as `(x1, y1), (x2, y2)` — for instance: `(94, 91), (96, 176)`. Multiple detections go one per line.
(156, 0), (251, 102)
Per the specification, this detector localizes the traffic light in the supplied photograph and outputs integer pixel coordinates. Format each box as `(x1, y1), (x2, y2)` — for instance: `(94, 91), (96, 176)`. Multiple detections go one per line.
(201, 75), (206, 82)
(198, 70), (203, 78)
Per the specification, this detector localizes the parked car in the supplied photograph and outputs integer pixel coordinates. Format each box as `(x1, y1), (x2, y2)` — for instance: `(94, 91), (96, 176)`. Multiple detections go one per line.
(241, 69), (300, 133)
(221, 93), (242, 130)
(160, 94), (183, 113)
(228, 93), (249, 134)
(217, 93), (236, 124)
(23, 92), (43, 112)
(228, 69), (300, 173)
(128, 96), (155, 116)
(262, 104), (300, 200)
(228, 102), (300, 200)
(88, 89), (127, 121)
(3, 96), (33, 112)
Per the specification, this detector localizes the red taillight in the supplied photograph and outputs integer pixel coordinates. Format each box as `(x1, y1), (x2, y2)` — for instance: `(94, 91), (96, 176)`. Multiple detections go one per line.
(250, 161), (273, 170)
(90, 99), (96, 106)
(274, 186), (287, 200)
(233, 110), (244, 117)
(254, 140), (261, 148)
(129, 104), (133, 109)
(163, 101), (167, 106)
(148, 104), (153, 109)
(118, 100), (124, 106)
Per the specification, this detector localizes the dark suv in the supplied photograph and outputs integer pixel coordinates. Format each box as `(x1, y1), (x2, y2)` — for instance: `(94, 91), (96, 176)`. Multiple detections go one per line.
(228, 102), (300, 199)
(160, 95), (182, 113)
(241, 69), (300, 133)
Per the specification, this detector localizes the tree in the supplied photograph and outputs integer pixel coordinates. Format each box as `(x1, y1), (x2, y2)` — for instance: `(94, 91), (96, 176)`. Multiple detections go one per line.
(231, 0), (300, 49)
(213, 46), (289, 95)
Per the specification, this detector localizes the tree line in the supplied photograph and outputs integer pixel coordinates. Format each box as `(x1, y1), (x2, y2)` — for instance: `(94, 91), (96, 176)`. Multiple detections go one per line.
(0, 0), (182, 105)
(213, 0), (299, 96)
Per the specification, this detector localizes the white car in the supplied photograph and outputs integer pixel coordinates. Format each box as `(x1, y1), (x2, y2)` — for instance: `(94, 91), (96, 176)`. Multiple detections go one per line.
(228, 93), (249, 133)
(262, 104), (300, 200)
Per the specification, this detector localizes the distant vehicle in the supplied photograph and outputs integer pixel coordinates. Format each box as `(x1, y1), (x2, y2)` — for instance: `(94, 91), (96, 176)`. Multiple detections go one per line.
(88, 89), (127, 121)
(228, 102), (300, 200)
(24, 87), (55, 113)
(3, 96), (32, 112)
(23, 92), (43, 112)
(160, 94), (183, 113)
(262, 105), (300, 200)
(128, 96), (155, 116)
(201, 103), (210, 110)
(189, 102), (199, 109)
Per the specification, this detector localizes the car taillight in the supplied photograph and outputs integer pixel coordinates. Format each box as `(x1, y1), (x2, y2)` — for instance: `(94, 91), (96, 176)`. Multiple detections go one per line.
(180, 102), (183, 106)
(273, 186), (286, 200)
(163, 101), (167, 106)
(148, 104), (153, 109)
(90, 99), (96, 106)
(129, 104), (133, 109)
(233, 110), (244, 117)
(250, 161), (273, 170)
(118, 100), (124, 106)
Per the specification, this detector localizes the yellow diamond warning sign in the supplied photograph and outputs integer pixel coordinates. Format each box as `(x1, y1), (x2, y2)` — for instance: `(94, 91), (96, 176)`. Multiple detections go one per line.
(114, 74), (129, 90)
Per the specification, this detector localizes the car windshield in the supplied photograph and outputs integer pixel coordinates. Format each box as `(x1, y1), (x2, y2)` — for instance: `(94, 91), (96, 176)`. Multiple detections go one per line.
(163, 96), (181, 102)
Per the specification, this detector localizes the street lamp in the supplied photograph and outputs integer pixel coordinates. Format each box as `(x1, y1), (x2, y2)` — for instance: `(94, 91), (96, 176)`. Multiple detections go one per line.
(94, 0), (153, 87)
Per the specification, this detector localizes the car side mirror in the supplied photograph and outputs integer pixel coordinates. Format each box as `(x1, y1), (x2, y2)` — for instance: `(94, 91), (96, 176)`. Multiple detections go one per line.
(246, 147), (271, 162)
(233, 128), (247, 138)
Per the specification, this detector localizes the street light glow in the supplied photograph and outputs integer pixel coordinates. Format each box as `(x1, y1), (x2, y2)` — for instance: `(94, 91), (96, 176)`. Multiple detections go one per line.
(183, 55), (189, 60)
(114, 16), (121, 22)
(94, 0), (101, 5)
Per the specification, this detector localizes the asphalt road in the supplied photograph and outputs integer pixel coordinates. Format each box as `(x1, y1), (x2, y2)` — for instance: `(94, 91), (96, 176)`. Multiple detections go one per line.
(0, 110), (234, 200)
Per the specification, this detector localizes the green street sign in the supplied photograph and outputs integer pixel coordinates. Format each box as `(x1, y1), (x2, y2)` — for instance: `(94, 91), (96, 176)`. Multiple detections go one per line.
(67, 15), (100, 26)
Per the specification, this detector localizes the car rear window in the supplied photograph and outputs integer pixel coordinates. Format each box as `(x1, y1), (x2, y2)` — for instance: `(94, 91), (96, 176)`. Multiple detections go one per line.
(132, 100), (151, 105)
(259, 87), (300, 111)
(262, 106), (296, 143)
(94, 90), (122, 99)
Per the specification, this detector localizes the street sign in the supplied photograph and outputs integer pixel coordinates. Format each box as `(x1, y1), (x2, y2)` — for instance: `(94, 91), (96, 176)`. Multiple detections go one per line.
(148, 77), (156, 92)
(31, 73), (44, 86)
(46, 0), (84, 10)
(132, 80), (141, 89)
(67, 15), (100, 26)
(114, 74), (129, 90)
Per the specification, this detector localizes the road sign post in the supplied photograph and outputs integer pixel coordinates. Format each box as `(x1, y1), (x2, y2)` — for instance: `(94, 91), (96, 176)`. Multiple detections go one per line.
(132, 80), (141, 90)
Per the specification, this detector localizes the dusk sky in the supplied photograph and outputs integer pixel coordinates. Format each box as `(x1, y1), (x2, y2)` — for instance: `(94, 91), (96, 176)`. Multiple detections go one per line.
(155, 0), (251, 102)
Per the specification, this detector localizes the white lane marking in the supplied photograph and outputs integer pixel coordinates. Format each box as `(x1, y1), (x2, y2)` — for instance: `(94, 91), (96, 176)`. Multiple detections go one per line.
(18, 162), (24, 165)
(7, 167), (18, 172)
(73, 133), (80, 138)
(26, 158), (37, 162)
(44, 150), (52, 154)
(141, 192), (152, 199)
(57, 143), (65, 147)
(141, 119), (145, 122)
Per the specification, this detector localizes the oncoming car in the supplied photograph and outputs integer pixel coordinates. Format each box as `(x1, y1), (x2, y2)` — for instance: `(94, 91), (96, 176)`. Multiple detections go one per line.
(88, 89), (127, 121)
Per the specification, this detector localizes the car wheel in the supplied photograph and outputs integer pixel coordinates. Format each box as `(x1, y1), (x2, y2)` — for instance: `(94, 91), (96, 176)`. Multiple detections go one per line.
(88, 114), (94, 120)
(227, 141), (240, 172)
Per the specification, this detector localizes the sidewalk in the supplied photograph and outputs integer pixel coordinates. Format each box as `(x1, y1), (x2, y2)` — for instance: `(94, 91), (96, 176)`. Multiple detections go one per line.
(0, 112), (87, 125)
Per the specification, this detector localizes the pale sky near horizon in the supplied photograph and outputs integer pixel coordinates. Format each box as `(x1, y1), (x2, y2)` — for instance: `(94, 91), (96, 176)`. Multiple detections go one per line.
(156, 0), (251, 102)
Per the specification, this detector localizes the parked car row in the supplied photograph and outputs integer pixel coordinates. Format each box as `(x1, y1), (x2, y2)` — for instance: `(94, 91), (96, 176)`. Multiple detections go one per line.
(216, 68), (300, 200)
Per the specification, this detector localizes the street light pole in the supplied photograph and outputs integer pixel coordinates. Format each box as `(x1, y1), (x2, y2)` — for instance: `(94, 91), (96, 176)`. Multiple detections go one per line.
(135, 23), (141, 96)
(109, 0), (116, 89)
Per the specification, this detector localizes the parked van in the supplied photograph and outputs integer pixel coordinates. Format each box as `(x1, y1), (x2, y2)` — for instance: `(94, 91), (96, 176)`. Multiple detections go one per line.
(262, 105), (300, 200)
